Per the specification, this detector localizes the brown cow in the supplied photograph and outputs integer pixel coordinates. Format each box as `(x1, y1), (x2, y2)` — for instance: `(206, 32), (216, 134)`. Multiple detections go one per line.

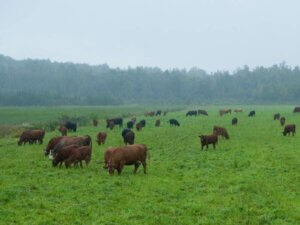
(145, 111), (155, 117)
(293, 107), (300, 113)
(234, 108), (243, 113)
(93, 119), (98, 127)
(280, 117), (285, 126)
(213, 126), (229, 139)
(59, 126), (67, 136)
(107, 144), (148, 175)
(18, 130), (45, 146)
(274, 113), (280, 120)
(199, 134), (218, 150)
(73, 146), (92, 167)
(103, 147), (116, 169)
(136, 122), (143, 131)
(283, 124), (296, 136)
(45, 136), (64, 156)
(97, 132), (107, 145)
(219, 109), (231, 116)
(52, 145), (79, 167)
(155, 119), (160, 127)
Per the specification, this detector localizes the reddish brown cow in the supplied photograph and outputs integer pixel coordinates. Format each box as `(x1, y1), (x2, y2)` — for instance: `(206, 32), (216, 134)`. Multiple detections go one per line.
(280, 117), (285, 126)
(213, 126), (229, 139)
(199, 134), (218, 150)
(107, 144), (148, 175)
(234, 108), (243, 113)
(283, 124), (296, 136)
(219, 109), (231, 116)
(155, 119), (160, 127)
(52, 145), (79, 167)
(18, 130), (45, 146)
(103, 147), (116, 169)
(59, 126), (67, 136)
(97, 132), (107, 145)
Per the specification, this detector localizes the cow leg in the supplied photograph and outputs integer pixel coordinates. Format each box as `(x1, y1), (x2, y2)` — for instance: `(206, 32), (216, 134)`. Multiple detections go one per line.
(201, 144), (204, 150)
(79, 161), (83, 168)
(117, 163), (124, 175)
(206, 144), (209, 150)
(134, 162), (141, 174)
(213, 143), (216, 149)
(141, 161), (147, 174)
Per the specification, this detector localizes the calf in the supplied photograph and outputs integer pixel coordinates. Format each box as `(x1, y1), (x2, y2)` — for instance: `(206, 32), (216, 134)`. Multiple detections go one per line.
(232, 117), (238, 126)
(169, 119), (180, 127)
(213, 126), (229, 139)
(274, 113), (280, 120)
(283, 124), (296, 136)
(97, 132), (107, 145)
(107, 144), (148, 175)
(280, 117), (285, 126)
(155, 119), (160, 127)
(199, 134), (218, 150)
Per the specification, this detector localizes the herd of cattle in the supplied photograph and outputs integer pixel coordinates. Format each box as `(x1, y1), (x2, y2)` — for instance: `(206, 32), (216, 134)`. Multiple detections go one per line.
(17, 107), (299, 175)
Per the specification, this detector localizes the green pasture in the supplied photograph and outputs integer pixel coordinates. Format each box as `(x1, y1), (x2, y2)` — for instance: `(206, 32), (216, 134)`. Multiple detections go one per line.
(0, 105), (299, 225)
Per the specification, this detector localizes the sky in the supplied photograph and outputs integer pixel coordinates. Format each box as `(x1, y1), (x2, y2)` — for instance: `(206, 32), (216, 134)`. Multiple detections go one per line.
(0, 0), (299, 72)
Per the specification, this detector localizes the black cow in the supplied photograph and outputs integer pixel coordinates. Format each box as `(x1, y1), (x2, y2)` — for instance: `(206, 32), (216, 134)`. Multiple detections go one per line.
(198, 110), (208, 116)
(107, 118), (123, 128)
(248, 111), (255, 117)
(139, 120), (146, 127)
(232, 117), (238, 126)
(169, 119), (180, 126)
(156, 110), (162, 116)
(127, 121), (134, 129)
(64, 121), (77, 132)
(186, 110), (197, 116)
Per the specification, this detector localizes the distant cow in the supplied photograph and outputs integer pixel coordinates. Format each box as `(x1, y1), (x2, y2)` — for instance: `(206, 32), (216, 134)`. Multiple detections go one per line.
(219, 109), (231, 116)
(97, 132), (107, 145)
(63, 121), (77, 132)
(280, 117), (286, 126)
(93, 119), (98, 127)
(163, 111), (168, 116)
(156, 110), (162, 116)
(122, 128), (131, 139)
(59, 126), (67, 136)
(145, 111), (155, 117)
(213, 126), (229, 139)
(108, 121), (114, 130)
(232, 117), (238, 126)
(131, 117), (136, 124)
(293, 107), (300, 113)
(155, 119), (160, 127)
(136, 122), (143, 131)
(248, 110), (256, 117)
(199, 134), (218, 150)
(169, 119), (180, 126)
(186, 110), (197, 116)
(234, 108), (243, 113)
(107, 144), (148, 175)
(124, 130), (135, 145)
(127, 121), (134, 129)
(18, 130), (45, 146)
(198, 109), (208, 116)
(139, 120), (146, 127)
(106, 118), (123, 128)
(274, 113), (280, 120)
(283, 124), (296, 136)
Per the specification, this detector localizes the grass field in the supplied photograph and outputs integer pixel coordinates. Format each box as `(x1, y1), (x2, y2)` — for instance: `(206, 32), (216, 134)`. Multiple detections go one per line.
(0, 105), (299, 225)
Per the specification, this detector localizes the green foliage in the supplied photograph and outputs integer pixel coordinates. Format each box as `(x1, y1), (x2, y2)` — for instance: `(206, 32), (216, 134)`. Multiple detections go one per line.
(0, 105), (299, 224)
(1, 55), (300, 105)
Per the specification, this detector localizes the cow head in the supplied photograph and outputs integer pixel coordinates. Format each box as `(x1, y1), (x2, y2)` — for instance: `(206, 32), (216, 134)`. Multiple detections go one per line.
(282, 131), (287, 136)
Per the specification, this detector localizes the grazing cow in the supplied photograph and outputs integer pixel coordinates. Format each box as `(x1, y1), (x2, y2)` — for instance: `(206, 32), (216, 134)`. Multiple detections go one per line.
(169, 119), (180, 126)
(186, 110), (197, 116)
(124, 131), (135, 145)
(280, 117), (286, 126)
(45, 136), (65, 156)
(213, 126), (229, 139)
(107, 144), (148, 175)
(283, 124), (296, 136)
(139, 120), (146, 127)
(59, 126), (67, 136)
(274, 113), (280, 120)
(71, 146), (92, 168)
(293, 107), (300, 113)
(232, 117), (238, 126)
(108, 121), (114, 130)
(18, 130), (45, 146)
(103, 147), (116, 169)
(52, 145), (80, 167)
(122, 128), (131, 139)
(199, 134), (218, 150)
(106, 118), (123, 128)
(46, 135), (92, 157)
(93, 119), (98, 127)
(156, 110), (162, 116)
(248, 110), (256, 117)
(198, 109), (208, 116)
(145, 111), (155, 117)
(219, 109), (231, 116)
(127, 121), (134, 129)
(136, 122), (143, 131)
(63, 121), (77, 132)
(97, 132), (107, 145)
(155, 119), (160, 127)
(234, 108), (243, 113)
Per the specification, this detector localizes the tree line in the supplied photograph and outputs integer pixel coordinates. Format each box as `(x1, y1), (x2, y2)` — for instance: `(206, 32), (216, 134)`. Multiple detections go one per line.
(0, 54), (299, 106)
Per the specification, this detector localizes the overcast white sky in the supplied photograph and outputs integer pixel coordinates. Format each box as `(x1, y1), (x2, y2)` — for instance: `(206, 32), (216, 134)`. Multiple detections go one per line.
(0, 0), (299, 72)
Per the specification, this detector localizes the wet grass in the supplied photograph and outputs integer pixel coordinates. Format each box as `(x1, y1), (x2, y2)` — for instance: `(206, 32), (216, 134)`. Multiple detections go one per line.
(0, 105), (299, 225)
